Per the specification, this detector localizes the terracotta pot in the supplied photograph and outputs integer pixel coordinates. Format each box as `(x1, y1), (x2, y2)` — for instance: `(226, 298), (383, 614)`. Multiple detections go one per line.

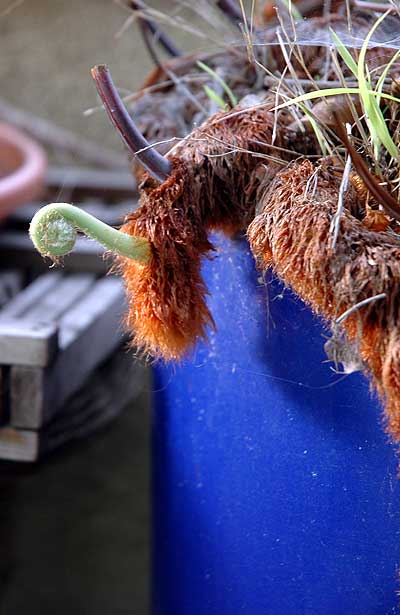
(0, 122), (47, 219)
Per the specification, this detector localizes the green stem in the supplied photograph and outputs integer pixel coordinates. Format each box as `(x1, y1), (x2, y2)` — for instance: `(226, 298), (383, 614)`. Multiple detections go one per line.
(29, 203), (150, 262)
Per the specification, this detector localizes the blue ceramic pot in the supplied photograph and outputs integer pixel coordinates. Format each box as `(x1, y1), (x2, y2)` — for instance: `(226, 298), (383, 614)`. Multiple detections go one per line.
(152, 232), (400, 615)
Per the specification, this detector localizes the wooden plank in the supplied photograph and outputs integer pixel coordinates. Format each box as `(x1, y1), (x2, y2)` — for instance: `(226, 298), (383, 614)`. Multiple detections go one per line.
(56, 276), (123, 347)
(0, 272), (94, 321)
(46, 167), (137, 201)
(40, 349), (147, 457)
(0, 320), (58, 367)
(10, 277), (127, 429)
(20, 274), (95, 322)
(0, 232), (111, 274)
(0, 273), (95, 367)
(0, 272), (22, 427)
(0, 272), (60, 318)
(0, 427), (38, 462)
(0, 348), (147, 462)
(0, 369), (6, 427)
(0, 270), (23, 309)
(0, 274), (61, 366)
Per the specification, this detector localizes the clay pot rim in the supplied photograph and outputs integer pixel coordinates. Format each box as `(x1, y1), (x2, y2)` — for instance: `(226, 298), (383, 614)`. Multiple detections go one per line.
(0, 122), (47, 218)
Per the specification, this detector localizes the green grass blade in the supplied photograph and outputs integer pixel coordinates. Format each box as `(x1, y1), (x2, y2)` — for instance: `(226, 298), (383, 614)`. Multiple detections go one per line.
(197, 61), (238, 108)
(274, 86), (358, 110)
(274, 84), (400, 159)
(357, 10), (399, 159)
(370, 98), (398, 158)
(203, 85), (227, 111)
(281, 0), (302, 21)
(329, 28), (358, 77)
(274, 14), (400, 161)
(357, 11), (389, 79)
(274, 87), (400, 115)
(376, 48), (400, 103)
(297, 102), (330, 156)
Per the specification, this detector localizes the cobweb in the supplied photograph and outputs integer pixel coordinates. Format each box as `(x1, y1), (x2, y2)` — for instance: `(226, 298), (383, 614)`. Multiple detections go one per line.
(228, 13), (400, 50)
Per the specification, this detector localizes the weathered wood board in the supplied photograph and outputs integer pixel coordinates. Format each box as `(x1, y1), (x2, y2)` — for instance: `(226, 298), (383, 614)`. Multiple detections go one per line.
(0, 426), (38, 463)
(46, 166), (136, 200)
(0, 270), (23, 308)
(0, 320), (58, 367)
(9, 276), (127, 429)
(0, 158), (143, 460)
(0, 271), (24, 426)
(0, 272), (62, 318)
(0, 272), (95, 366)
(0, 348), (146, 462)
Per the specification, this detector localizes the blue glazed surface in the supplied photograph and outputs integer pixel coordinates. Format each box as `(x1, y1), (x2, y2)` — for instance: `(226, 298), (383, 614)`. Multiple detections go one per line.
(152, 232), (400, 615)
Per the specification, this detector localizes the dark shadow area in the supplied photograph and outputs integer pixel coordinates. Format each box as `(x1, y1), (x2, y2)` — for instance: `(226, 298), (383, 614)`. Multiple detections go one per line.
(0, 385), (150, 615)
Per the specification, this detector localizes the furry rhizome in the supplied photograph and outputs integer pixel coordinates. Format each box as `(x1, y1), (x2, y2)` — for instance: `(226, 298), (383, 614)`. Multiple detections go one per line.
(118, 104), (288, 360)
(248, 159), (400, 440)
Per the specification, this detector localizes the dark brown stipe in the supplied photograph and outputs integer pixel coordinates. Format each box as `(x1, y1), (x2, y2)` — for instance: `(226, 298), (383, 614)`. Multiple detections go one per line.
(91, 65), (171, 184)
(216, 0), (250, 28)
(139, 16), (164, 68)
(333, 111), (400, 222)
(128, 0), (182, 58)
(353, 0), (397, 12)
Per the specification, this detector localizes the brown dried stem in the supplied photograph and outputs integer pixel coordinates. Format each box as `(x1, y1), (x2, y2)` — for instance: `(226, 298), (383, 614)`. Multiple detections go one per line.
(91, 64), (171, 183)
(128, 0), (182, 57)
(334, 111), (400, 222)
(216, 0), (250, 28)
